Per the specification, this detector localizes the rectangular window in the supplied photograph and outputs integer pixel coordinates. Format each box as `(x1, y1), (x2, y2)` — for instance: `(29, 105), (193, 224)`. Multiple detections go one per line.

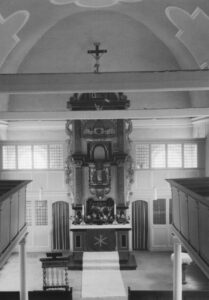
(167, 144), (182, 168)
(35, 200), (48, 225)
(184, 144), (197, 168)
(151, 144), (166, 168)
(136, 144), (149, 169)
(26, 201), (32, 226)
(17, 145), (32, 169)
(49, 144), (63, 169)
(153, 198), (166, 225)
(2, 145), (16, 169)
(33, 145), (48, 169)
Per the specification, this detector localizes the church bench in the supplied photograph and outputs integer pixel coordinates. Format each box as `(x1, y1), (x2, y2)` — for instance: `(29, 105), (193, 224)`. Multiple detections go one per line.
(0, 291), (20, 300)
(128, 288), (209, 300)
(28, 288), (73, 300)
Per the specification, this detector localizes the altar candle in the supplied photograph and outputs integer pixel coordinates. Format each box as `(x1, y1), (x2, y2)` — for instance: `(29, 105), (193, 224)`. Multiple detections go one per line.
(82, 204), (84, 217)
(114, 203), (116, 216)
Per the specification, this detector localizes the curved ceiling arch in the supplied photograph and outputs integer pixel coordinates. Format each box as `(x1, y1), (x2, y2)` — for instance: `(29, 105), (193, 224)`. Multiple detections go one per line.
(17, 9), (181, 73)
(8, 9), (191, 111)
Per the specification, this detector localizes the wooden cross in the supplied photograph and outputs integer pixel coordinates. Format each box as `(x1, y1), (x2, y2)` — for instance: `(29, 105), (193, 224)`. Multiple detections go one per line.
(87, 42), (107, 73)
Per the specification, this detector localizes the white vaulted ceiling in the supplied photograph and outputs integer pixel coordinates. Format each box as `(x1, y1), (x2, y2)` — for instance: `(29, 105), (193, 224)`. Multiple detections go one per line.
(1, 0), (209, 116)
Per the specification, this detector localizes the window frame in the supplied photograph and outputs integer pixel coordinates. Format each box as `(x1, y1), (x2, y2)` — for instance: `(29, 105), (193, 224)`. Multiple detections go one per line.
(135, 140), (201, 170)
(1, 141), (64, 171)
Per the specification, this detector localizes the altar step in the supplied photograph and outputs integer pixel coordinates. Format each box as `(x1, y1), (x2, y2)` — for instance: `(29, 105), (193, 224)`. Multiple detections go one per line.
(83, 251), (119, 270)
(68, 251), (137, 270)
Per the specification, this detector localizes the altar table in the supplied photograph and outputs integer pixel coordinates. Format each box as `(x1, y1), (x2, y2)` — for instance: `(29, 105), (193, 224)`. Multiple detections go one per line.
(70, 224), (131, 252)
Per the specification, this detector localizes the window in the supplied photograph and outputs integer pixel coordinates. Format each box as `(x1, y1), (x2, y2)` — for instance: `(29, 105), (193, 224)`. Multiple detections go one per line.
(184, 144), (197, 168)
(2, 143), (64, 170)
(167, 144), (182, 168)
(153, 198), (166, 224)
(18, 145), (32, 169)
(49, 144), (63, 169)
(2, 145), (16, 169)
(26, 201), (32, 226)
(35, 200), (48, 225)
(136, 144), (149, 169)
(135, 141), (199, 170)
(33, 145), (48, 169)
(151, 144), (166, 168)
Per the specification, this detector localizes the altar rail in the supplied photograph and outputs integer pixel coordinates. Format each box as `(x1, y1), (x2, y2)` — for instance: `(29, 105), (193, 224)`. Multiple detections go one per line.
(0, 180), (31, 268)
(167, 177), (209, 278)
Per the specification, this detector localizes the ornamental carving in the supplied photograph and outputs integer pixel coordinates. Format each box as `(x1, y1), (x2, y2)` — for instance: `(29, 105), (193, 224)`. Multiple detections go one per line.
(82, 120), (116, 139)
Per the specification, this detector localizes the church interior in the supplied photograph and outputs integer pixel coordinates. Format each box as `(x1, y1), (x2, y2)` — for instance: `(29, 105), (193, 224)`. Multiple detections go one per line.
(1, 0), (209, 299)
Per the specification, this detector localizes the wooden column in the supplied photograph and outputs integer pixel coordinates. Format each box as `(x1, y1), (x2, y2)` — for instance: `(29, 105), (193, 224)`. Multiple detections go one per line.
(73, 121), (82, 152)
(173, 236), (182, 300)
(117, 164), (125, 206)
(116, 120), (126, 206)
(19, 236), (27, 300)
(74, 165), (83, 205)
(117, 120), (125, 150)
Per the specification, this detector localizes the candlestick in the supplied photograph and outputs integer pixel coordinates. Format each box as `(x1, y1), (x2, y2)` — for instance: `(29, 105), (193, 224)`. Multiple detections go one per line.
(113, 203), (118, 225)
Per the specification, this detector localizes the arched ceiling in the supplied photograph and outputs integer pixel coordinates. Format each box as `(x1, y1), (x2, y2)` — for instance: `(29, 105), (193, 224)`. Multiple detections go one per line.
(1, 0), (209, 115)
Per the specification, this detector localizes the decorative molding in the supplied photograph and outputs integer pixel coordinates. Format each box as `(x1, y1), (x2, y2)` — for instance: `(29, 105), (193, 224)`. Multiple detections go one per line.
(166, 6), (209, 69)
(50, 0), (142, 8)
(0, 11), (29, 68)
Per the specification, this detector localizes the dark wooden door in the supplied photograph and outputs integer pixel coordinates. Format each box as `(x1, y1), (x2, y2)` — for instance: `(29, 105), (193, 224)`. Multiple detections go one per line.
(132, 200), (148, 250)
(52, 201), (70, 250)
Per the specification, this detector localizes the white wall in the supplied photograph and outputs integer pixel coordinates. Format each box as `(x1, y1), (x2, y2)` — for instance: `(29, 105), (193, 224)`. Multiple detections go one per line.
(130, 119), (206, 251)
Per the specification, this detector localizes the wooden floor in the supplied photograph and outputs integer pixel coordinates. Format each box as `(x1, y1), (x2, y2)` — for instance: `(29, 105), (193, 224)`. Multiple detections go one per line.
(0, 251), (209, 300)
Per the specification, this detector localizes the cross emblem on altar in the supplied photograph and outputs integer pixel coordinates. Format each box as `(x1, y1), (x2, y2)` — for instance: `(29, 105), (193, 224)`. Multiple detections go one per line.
(94, 234), (108, 247)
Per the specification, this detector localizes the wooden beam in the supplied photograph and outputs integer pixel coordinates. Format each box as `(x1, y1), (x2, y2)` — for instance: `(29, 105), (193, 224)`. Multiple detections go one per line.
(1, 108), (209, 120)
(0, 70), (209, 93)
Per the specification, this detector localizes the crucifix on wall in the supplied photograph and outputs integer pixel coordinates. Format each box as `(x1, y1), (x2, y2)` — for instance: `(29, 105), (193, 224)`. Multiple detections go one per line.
(87, 42), (107, 73)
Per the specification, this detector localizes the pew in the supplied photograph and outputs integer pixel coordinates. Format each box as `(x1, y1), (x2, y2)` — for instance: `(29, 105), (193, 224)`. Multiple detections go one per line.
(28, 288), (73, 300)
(128, 288), (209, 300)
(0, 291), (20, 300)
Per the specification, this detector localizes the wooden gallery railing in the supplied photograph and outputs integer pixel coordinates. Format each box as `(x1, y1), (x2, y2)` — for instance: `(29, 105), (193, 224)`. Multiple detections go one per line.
(40, 253), (70, 291)
(0, 180), (31, 268)
(167, 177), (209, 279)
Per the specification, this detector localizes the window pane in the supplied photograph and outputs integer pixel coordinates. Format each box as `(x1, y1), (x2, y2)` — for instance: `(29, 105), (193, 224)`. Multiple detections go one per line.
(2, 145), (16, 169)
(184, 144), (197, 168)
(26, 201), (32, 226)
(151, 144), (166, 168)
(33, 145), (48, 169)
(153, 198), (166, 224)
(35, 200), (48, 225)
(17, 145), (32, 169)
(49, 144), (63, 169)
(167, 144), (182, 168)
(136, 144), (149, 169)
